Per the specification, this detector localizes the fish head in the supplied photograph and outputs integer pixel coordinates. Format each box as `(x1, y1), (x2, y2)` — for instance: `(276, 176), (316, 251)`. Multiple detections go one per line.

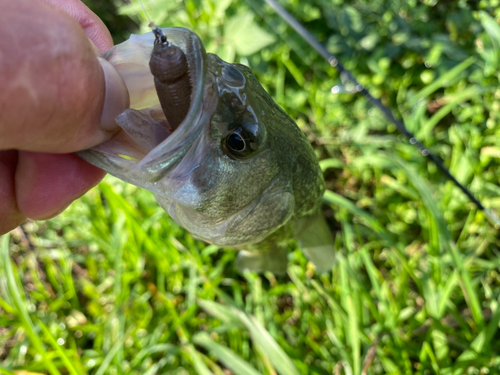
(78, 28), (324, 248)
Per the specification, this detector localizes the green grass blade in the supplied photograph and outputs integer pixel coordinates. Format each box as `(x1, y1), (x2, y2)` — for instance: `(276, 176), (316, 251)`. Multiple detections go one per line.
(39, 321), (83, 375)
(184, 344), (214, 375)
(193, 332), (262, 375)
(0, 365), (17, 375)
(437, 270), (459, 317)
(94, 338), (123, 375)
(197, 298), (243, 327)
(319, 158), (344, 171)
(323, 190), (392, 241)
(0, 234), (62, 375)
(130, 343), (180, 368)
(235, 310), (300, 375)
(346, 295), (360, 375)
(418, 86), (482, 139)
(407, 56), (476, 106)
(199, 299), (300, 375)
(387, 155), (485, 329)
(469, 295), (500, 353)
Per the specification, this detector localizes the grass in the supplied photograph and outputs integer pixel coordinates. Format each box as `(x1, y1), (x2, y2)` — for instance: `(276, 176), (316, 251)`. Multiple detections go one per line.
(2, 0), (500, 373)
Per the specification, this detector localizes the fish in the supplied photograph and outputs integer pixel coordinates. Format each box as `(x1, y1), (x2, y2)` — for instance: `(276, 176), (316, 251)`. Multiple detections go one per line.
(78, 27), (335, 274)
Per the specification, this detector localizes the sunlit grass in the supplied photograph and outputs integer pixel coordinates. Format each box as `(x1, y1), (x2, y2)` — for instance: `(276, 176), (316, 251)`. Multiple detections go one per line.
(2, 0), (500, 374)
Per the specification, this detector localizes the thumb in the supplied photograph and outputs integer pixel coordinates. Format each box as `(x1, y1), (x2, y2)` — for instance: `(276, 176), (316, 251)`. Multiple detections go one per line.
(0, 0), (129, 153)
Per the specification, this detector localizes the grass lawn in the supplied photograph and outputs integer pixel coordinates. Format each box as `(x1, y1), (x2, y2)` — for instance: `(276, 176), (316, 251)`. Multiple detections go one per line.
(2, 0), (500, 374)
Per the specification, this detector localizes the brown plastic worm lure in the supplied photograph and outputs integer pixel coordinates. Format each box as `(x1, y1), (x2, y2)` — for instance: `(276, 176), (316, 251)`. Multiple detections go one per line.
(149, 27), (192, 131)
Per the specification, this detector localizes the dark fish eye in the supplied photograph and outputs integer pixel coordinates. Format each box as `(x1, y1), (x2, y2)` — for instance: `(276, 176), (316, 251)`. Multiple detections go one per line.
(227, 132), (245, 151)
(222, 126), (258, 159)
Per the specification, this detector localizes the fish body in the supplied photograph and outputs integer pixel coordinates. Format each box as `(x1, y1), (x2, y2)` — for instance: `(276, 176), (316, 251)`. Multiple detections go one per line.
(78, 27), (335, 273)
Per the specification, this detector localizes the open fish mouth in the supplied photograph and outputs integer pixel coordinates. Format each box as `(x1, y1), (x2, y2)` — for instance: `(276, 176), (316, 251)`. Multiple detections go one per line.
(78, 27), (216, 196)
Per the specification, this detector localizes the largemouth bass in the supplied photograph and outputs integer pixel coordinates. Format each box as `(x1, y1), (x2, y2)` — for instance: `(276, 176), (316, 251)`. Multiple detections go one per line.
(78, 27), (335, 274)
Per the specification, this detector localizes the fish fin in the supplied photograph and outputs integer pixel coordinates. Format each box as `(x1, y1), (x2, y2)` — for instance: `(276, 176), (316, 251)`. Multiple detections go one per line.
(294, 213), (336, 273)
(235, 247), (288, 275)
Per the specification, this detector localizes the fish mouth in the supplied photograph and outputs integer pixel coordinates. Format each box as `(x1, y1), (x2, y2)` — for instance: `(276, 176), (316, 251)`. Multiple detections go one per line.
(78, 27), (216, 195)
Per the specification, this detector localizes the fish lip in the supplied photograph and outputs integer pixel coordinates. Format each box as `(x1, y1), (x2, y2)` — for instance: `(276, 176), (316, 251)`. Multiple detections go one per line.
(135, 27), (212, 181)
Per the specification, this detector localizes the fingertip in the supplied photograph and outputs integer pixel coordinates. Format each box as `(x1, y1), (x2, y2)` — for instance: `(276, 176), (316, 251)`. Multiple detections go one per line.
(0, 0), (124, 154)
(16, 152), (105, 219)
(0, 215), (26, 236)
(0, 151), (26, 235)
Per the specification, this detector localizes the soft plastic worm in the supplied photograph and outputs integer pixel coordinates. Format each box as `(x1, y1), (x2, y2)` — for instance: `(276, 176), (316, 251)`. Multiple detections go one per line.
(149, 28), (192, 131)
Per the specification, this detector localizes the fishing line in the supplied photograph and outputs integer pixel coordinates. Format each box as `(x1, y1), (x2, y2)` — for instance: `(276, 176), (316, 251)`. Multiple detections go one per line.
(259, 0), (500, 226)
(138, 0), (152, 24)
(137, 0), (163, 35)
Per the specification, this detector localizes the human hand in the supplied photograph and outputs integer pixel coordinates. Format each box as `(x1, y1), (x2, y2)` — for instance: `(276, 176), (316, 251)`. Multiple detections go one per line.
(0, 0), (129, 234)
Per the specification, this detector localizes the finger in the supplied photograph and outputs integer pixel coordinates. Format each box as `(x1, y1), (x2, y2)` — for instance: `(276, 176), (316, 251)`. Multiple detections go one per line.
(0, 0), (129, 153)
(40, 0), (113, 52)
(0, 151), (26, 234)
(15, 152), (105, 220)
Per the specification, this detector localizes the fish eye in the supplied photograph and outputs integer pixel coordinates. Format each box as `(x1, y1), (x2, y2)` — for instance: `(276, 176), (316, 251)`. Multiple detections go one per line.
(227, 132), (245, 151)
(222, 126), (258, 159)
